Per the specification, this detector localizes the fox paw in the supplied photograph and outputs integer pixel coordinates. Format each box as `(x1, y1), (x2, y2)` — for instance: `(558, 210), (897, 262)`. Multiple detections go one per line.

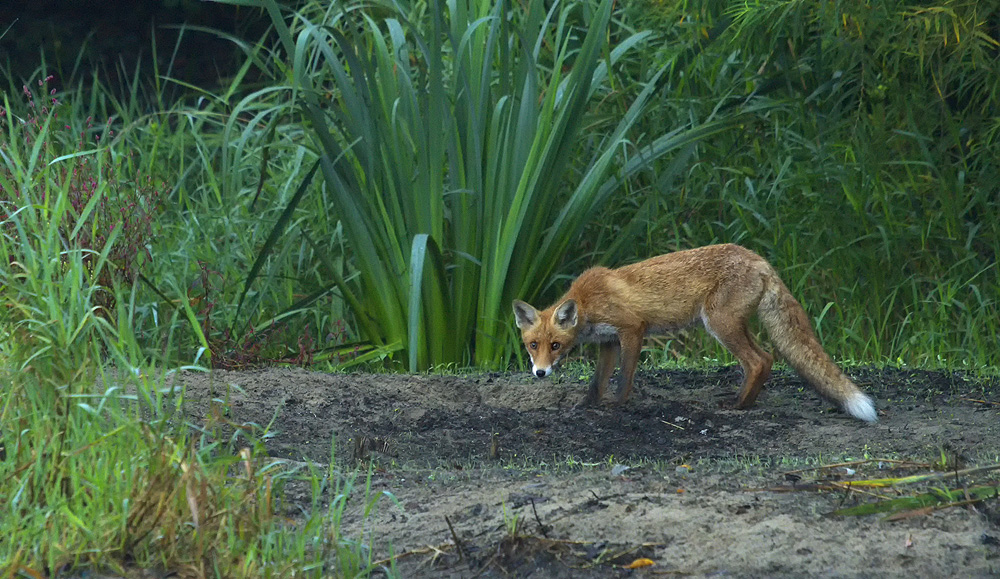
(716, 398), (745, 410)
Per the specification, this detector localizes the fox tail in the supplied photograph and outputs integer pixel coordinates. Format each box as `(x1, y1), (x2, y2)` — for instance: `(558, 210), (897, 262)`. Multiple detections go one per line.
(758, 273), (877, 422)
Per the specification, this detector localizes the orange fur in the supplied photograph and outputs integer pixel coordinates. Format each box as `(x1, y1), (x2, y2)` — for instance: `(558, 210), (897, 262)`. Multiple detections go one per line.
(513, 244), (877, 422)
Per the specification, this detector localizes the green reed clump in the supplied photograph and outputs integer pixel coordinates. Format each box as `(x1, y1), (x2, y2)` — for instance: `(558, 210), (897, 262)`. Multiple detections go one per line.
(209, 0), (752, 371)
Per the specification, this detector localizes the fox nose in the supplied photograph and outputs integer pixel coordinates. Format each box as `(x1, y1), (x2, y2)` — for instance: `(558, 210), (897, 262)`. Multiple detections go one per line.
(534, 369), (547, 378)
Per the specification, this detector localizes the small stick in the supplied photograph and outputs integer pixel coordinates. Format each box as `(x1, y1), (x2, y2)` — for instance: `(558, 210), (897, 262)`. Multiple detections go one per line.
(746, 484), (885, 496)
(828, 482), (892, 499)
(960, 397), (1000, 407)
(371, 543), (454, 567)
(445, 515), (465, 562)
(886, 495), (996, 522)
(782, 458), (929, 476)
(530, 498), (549, 538)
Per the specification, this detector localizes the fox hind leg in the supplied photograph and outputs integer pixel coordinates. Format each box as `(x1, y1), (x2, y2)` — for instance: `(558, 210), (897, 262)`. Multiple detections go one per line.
(734, 326), (773, 408)
(702, 300), (773, 409)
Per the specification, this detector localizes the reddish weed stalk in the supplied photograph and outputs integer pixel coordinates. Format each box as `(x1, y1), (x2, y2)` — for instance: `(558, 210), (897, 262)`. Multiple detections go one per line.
(0, 75), (164, 313)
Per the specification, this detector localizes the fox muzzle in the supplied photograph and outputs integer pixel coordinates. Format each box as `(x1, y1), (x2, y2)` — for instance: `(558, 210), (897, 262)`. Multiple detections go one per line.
(532, 365), (553, 378)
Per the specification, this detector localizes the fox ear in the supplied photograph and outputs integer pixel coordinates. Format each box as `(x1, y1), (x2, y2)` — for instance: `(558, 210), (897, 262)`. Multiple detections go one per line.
(512, 300), (538, 329)
(553, 299), (578, 330)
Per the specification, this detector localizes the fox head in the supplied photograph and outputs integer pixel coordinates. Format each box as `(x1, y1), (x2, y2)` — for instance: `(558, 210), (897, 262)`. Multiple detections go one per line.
(512, 299), (580, 378)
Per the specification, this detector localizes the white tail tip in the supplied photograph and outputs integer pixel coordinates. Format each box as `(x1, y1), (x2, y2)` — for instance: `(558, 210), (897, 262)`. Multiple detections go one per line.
(843, 392), (877, 423)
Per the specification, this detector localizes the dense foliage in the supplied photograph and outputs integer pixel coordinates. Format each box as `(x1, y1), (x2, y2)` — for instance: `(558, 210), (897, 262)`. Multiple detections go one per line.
(6, 0), (995, 370)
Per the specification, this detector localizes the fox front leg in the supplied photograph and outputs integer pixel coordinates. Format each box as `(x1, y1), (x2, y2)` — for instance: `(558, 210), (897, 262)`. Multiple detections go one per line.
(615, 325), (645, 403)
(578, 341), (619, 407)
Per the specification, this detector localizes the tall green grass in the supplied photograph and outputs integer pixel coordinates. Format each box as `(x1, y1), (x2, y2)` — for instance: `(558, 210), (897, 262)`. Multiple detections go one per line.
(0, 67), (396, 577)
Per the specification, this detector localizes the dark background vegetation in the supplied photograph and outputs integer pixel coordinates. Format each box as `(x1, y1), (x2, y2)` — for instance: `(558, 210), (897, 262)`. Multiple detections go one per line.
(0, 0), (265, 85)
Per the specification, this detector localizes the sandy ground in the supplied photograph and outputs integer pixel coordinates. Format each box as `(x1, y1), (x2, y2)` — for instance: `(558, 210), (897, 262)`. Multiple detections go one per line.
(174, 365), (1000, 577)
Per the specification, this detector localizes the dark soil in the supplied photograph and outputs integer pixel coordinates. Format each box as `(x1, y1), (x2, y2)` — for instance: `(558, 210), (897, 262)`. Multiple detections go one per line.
(175, 366), (1000, 578)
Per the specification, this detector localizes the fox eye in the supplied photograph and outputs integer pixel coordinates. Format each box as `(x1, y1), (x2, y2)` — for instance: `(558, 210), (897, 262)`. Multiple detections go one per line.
(529, 341), (538, 350)
(551, 342), (561, 351)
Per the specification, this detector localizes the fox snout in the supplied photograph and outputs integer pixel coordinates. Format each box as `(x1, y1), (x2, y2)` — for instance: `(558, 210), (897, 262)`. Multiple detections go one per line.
(533, 365), (553, 379)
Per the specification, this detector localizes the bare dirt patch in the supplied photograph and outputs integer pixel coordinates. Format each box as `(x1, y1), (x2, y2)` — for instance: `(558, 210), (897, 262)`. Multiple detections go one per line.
(175, 366), (1000, 577)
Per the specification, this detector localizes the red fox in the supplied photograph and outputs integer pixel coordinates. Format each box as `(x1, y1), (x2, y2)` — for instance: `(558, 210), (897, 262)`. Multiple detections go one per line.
(512, 244), (877, 422)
